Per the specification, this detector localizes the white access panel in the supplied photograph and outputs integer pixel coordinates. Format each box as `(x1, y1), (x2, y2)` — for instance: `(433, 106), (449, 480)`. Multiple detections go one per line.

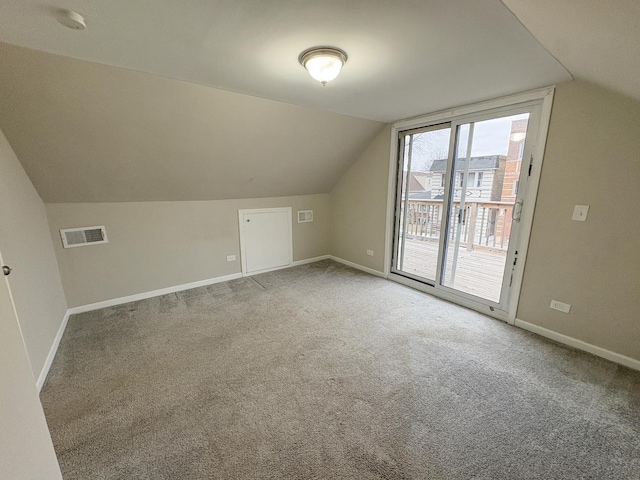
(238, 207), (292, 275)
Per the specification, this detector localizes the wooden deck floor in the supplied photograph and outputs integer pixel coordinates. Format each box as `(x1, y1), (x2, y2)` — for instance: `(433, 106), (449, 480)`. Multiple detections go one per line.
(399, 238), (507, 302)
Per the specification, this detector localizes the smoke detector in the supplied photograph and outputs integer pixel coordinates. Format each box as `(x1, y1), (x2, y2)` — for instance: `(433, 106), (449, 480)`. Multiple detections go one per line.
(57, 10), (86, 30)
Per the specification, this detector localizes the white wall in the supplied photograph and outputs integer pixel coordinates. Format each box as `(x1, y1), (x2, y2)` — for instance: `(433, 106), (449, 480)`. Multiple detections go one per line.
(47, 195), (330, 307)
(0, 128), (67, 378)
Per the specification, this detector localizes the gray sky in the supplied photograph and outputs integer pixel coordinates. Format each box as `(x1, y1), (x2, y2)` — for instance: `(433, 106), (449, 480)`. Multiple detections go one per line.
(408, 113), (529, 171)
(460, 113), (529, 157)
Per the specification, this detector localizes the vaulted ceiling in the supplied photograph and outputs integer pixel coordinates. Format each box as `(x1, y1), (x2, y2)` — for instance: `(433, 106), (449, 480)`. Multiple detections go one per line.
(502, 0), (640, 104)
(0, 0), (569, 122)
(0, 43), (383, 202)
(0, 1), (635, 203)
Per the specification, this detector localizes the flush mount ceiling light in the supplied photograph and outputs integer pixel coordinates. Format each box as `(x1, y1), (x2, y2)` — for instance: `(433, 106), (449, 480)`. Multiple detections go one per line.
(298, 47), (348, 86)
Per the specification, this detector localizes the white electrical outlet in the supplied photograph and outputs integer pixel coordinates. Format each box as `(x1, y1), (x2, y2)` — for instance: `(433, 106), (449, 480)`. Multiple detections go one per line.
(572, 205), (589, 221)
(226, 255), (236, 262)
(366, 250), (374, 256)
(550, 300), (571, 314)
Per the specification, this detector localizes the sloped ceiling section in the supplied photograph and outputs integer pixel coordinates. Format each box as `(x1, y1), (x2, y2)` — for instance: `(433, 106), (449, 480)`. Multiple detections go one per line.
(0, 0), (570, 122)
(0, 43), (383, 203)
(502, 0), (640, 102)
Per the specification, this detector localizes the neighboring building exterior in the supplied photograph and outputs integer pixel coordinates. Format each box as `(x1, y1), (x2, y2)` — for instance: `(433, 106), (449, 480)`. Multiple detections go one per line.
(402, 151), (519, 249)
(429, 155), (506, 201)
(402, 171), (433, 200)
(501, 119), (528, 203)
(498, 119), (529, 240)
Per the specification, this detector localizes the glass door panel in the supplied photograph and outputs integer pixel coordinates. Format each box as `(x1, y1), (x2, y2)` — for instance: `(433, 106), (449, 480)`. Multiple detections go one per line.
(390, 94), (549, 320)
(440, 113), (530, 303)
(393, 124), (451, 283)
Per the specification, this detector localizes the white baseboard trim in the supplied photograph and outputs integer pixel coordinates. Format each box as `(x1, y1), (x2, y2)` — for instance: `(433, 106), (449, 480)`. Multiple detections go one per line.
(67, 256), (334, 314)
(37, 309), (71, 392)
(37, 256), (392, 390)
(328, 255), (387, 278)
(68, 272), (244, 315)
(67, 256), (373, 316)
(38, 258), (336, 389)
(515, 318), (640, 371)
(243, 255), (331, 277)
(38, 272), (245, 390)
(292, 255), (330, 267)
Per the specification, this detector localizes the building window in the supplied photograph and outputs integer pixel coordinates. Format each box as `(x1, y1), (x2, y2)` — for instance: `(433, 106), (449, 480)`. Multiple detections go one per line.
(513, 179), (519, 195)
(457, 172), (481, 188)
(518, 141), (525, 159)
(441, 174), (445, 187)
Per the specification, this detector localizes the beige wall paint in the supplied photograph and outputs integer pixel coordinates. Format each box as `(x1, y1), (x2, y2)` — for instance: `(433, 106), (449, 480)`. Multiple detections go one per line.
(329, 125), (391, 272)
(0, 275), (62, 479)
(47, 195), (329, 307)
(0, 128), (67, 377)
(517, 81), (640, 360)
(0, 42), (383, 203)
(329, 81), (640, 363)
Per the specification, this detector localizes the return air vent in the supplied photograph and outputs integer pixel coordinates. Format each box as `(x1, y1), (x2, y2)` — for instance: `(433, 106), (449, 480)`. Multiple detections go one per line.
(60, 226), (108, 248)
(297, 210), (313, 223)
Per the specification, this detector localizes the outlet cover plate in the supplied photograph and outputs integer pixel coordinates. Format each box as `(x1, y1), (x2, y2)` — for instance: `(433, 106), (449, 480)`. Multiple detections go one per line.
(550, 299), (571, 313)
(226, 255), (236, 262)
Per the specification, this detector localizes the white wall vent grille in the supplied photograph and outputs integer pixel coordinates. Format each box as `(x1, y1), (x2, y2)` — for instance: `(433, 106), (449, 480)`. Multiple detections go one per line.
(60, 226), (108, 248)
(297, 210), (313, 223)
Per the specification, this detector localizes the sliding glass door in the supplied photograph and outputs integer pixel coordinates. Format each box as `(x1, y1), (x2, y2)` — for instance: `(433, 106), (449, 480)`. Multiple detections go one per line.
(392, 102), (542, 316)
(394, 123), (451, 283)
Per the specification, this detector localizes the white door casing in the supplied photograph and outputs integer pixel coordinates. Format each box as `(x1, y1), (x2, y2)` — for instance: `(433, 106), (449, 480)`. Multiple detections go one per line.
(385, 87), (555, 323)
(0, 248), (63, 478)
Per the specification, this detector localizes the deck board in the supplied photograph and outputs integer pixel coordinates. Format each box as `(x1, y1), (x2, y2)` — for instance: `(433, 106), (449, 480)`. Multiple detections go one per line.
(398, 237), (507, 302)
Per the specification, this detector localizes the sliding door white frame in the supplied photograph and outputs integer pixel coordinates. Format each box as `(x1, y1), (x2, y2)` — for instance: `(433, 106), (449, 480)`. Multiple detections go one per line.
(384, 87), (555, 323)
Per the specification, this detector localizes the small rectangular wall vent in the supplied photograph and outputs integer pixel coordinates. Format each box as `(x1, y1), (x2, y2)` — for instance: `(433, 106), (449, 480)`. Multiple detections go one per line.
(297, 210), (313, 223)
(60, 226), (108, 248)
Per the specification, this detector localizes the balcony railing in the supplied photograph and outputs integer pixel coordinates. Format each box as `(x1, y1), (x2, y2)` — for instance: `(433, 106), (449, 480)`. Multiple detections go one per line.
(401, 199), (513, 253)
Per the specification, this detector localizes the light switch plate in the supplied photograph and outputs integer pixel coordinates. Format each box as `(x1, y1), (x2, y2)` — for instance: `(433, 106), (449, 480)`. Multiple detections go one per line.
(226, 255), (236, 262)
(366, 250), (374, 256)
(572, 205), (589, 221)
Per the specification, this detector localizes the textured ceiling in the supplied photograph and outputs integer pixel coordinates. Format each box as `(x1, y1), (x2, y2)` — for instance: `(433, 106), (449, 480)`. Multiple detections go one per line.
(502, 0), (640, 103)
(4, 1), (635, 204)
(0, 43), (383, 202)
(0, 0), (570, 122)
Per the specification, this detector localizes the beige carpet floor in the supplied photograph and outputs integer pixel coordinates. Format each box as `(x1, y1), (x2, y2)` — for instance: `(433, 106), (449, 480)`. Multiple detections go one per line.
(41, 260), (640, 479)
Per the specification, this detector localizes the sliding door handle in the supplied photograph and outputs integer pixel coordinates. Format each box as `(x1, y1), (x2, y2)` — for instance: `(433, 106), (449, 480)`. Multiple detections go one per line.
(512, 201), (523, 222)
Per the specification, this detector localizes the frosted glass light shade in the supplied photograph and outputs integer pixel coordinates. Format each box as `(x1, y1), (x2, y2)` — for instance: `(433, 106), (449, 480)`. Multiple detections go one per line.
(299, 47), (348, 85)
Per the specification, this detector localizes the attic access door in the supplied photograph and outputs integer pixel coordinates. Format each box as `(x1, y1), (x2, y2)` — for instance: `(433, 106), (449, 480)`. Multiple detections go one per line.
(391, 102), (543, 318)
(239, 208), (293, 275)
